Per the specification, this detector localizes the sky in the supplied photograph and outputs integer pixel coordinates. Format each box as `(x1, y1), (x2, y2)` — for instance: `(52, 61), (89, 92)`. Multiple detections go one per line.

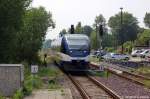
(32, 0), (150, 40)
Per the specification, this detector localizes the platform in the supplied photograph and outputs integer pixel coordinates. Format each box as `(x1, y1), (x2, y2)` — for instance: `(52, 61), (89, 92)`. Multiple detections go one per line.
(24, 89), (73, 99)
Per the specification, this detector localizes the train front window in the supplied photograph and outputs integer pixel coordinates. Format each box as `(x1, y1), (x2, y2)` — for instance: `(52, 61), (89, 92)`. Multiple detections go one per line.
(67, 38), (89, 50)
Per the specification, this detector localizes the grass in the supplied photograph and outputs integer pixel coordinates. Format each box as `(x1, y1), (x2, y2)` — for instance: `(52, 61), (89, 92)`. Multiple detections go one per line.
(135, 66), (150, 75)
(12, 89), (23, 99)
(90, 56), (101, 63)
(48, 83), (61, 90)
(0, 94), (4, 99)
(143, 80), (150, 88)
(38, 67), (61, 77)
(89, 70), (112, 77)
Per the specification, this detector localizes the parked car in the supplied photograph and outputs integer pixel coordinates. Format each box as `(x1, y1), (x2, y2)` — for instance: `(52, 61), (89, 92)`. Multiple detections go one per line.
(131, 50), (143, 57)
(139, 49), (150, 58)
(102, 53), (130, 60)
(96, 50), (107, 58)
(145, 52), (150, 62)
(90, 50), (107, 58)
(90, 51), (100, 57)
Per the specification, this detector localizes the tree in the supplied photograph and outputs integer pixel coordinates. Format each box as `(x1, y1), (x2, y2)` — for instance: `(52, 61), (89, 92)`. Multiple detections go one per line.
(102, 33), (114, 48)
(90, 31), (99, 49)
(75, 22), (83, 34)
(108, 12), (139, 45)
(82, 25), (93, 37)
(144, 13), (150, 28)
(15, 7), (55, 63)
(59, 29), (67, 37)
(0, 0), (31, 63)
(123, 41), (134, 54)
(43, 39), (52, 49)
(93, 14), (106, 27)
(136, 29), (150, 45)
(92, 14), (107, 49)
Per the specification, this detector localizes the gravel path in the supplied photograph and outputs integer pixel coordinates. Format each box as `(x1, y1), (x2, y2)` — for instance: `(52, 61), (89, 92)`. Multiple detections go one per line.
(94, 74), (150, 98)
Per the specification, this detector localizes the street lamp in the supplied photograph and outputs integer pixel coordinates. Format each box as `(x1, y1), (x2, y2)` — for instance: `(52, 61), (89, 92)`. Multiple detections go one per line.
(120, 7), (124, 54)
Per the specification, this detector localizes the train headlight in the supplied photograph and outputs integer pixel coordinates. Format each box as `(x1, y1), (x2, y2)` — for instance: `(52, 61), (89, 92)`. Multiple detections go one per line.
(83, 51), (87, 53)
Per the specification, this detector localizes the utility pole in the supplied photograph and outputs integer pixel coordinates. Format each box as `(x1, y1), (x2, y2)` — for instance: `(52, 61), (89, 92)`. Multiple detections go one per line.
(99, 25), (103, 50)
(96, 24), (98, 50)
(120, 7), (124, 54)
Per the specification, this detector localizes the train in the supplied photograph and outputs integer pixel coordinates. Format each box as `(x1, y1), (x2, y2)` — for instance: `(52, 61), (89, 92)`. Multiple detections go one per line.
(51, 33), (90, 71)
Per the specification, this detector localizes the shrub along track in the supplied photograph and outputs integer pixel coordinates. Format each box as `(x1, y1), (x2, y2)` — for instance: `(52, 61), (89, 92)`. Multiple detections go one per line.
(90, 63), (150, 98)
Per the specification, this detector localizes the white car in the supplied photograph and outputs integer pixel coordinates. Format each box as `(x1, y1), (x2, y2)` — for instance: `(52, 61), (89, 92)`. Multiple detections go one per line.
(102, 53), (129, 60)
(131, 50), (143, 57)
(139, 49), (150, 58)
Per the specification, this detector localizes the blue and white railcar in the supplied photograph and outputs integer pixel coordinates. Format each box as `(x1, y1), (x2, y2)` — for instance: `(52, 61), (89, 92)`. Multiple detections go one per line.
(52, 34), (90, 71)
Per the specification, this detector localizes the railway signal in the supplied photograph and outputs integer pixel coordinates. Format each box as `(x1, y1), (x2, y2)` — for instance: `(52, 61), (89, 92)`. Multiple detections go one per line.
(71, 25), (74, 34)
(99, 24), (103, 37)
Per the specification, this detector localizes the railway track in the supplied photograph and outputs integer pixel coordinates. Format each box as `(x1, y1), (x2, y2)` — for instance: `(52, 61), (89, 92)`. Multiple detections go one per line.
(67, 73), (121, 99)
(90, 62), (150, 87)
(90, 63), (150, 98)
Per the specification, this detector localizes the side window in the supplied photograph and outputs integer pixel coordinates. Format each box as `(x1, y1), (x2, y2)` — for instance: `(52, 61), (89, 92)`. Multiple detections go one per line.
(145, 51), (149, 53)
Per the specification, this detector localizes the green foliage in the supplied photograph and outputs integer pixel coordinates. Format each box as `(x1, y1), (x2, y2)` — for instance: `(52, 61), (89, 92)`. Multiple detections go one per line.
(102, 33), (114, 48)
(91, 14), (111, 49)
(38, 67), (60, 77)
(0, 0), (31, 63)
(108, 12), (139, 45)
(93, 14), (108, 35)
(82, 25), (93, 37)
(23, 75), (43, 96)
(144, 12), (150, 28)
(32, 76), (43, 89)
(75, 22), (82, 34)
(143, 80), (150, 88)
(43, 39), (52, 49)
(89, 70), (111, 77)
(93, 14), (106, 27)
(12, 89), (23, 99)
(123, 41), (134, 54)
(136, 66), (150, 74)
(48, 79), (61, 89)
(105, 47), (115, 52)
(136, 29), (150, 45)
(0, 94), (4, 99)
(23, 75), (33, 96)
(90, 56), (101, 63)
(15, 6), (55, 63)
(59, 29), (67, 37)
(90, 31), (99, 49)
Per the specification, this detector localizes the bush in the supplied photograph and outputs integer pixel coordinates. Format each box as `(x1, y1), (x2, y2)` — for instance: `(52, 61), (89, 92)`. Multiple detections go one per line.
(38, 67), (60, 77)
(0, 95), (4, 99)
(48, 79), (61, 89)
(32, 76), (43, 89)
(105, 47), (116, 52)
(123, 41), (133, 54)
(12, 89), (23, 99)
(23, 75), (43, 96)
(23, 75), (33, 96)
(143, 80), (150, 88)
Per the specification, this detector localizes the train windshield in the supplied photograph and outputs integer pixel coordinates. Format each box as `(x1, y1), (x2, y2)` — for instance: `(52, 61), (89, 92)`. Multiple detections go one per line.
(67, 38), (89, 50)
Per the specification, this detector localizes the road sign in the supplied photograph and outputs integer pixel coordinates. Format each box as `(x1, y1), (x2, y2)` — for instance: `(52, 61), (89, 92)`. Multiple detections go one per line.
(31, 65), (38, 74)
(99, 65), (104, 71)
